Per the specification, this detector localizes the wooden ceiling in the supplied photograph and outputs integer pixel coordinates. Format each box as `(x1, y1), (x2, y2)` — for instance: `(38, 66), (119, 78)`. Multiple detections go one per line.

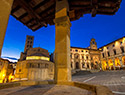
(11, 0), (122, 31)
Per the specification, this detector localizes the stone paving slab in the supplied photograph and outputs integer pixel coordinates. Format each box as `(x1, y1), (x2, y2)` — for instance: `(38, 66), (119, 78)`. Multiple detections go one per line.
(73, 70), (125, 95)
(0, 85), (94, 95)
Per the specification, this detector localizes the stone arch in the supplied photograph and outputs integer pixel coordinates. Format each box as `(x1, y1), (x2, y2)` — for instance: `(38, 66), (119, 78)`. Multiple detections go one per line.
(115, 57), (121, 67)
(101, 60), (108, 70)
(108, 59), (114, 70)
(122, 56), (125, 65)
(74, 53), (80, 59)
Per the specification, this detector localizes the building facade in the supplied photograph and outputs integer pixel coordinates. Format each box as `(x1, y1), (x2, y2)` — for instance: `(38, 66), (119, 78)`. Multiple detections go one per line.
(99, 37), (125, 70)
(70, 38), (101, 73)
(15, 36), (54, 81)
(0, 58), (14, 83)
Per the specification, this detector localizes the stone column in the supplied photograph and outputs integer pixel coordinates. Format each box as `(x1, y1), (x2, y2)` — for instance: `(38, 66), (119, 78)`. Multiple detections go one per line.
(112, 59), (116, 70)
(120, 57), (123, 67)
(0, 0), (14, 57)
(54, 0), (71, 83)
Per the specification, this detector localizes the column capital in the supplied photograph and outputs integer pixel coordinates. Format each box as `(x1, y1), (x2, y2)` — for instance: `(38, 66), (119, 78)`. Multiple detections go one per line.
(54, 16), (71, 27)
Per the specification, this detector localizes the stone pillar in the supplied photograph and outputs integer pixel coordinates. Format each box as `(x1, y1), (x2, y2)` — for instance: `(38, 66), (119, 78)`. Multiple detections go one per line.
(120, 57), (123, 67)
(112, 59), (116, 70)
(54, 0), (71, 83)
(0, 0), (14, 57)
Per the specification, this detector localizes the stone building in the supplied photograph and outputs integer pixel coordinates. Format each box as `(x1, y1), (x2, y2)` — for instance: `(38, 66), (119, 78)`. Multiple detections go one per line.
(15, 36), (54, 81)
(70, 38), (101, 72)
(0, 58), (14, 83)
(99, 36), (125, 70)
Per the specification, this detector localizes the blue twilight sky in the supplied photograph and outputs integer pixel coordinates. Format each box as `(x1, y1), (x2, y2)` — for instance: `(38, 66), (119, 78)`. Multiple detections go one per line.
(1, 1), (125, 60)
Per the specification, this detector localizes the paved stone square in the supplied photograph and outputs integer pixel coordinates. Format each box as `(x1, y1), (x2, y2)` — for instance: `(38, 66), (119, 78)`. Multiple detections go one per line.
(0, 85), (94, 95)
(73, 70), (125, 95)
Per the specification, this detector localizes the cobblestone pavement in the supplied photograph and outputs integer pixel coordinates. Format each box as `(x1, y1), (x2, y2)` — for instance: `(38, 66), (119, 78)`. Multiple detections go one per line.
(0, 85), (94, 95)
(73, 70), (125, 95)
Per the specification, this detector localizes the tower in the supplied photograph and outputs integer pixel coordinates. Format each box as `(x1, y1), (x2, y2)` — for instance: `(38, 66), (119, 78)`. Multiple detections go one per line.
(19, 35), (34, 61)
(90, 38), (97, 50)
(24, 35), (34, 53)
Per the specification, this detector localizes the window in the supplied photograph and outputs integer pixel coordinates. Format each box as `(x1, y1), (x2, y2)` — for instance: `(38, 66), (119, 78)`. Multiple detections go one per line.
(82, 63), (85, 68)
(113, 49), (116, 55)
(70, 49), (72, 51)
(86, 56), (88, 60)
(86, 51), (88, 53)
(75, 55), (79, 59)
(107, 47), (109, 49)
(45, 64), (48, 68)
(107, 52), (110, 57)
(19, 69), (21, 72)
(81, 50), (83, 52)
(38, 49), (40, 51)
(71, 63), (72, 68)
(82, 56), (84, 59)
(102, 53), (104, 58)
(75, 50), (78, 52)
(112, 44), (115, 47)
(29, 63), (32, 68)
(120, 42), (122, 45)
(38, 64), (40, 68)
(120, 47), (124, 53)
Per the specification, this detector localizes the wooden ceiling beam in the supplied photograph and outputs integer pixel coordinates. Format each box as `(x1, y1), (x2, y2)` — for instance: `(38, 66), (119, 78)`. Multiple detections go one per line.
(11, 6), (20, 14)
(39, 4), (55, 16)
(33, 0), (50, 10)
(14, 0), (47, 27)
(18, 13), (28, 20)
(91, 0), (98, 17)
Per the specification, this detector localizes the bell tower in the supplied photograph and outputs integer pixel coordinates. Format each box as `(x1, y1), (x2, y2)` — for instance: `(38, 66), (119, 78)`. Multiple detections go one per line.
(90, 38), (97, 50)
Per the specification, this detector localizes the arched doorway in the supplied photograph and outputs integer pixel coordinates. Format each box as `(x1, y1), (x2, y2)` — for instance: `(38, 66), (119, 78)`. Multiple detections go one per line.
(108, 59), (114, 70)
(115, 58), (121, 70)
(115, 58), (121, 67)
(122, 56), (125, 65)
(102, 60), (107, 70)
(75, 62), (79, 69)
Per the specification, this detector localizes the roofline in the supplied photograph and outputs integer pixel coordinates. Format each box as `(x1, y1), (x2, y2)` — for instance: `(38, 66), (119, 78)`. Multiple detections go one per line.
(98, 36), (125, 49)
(71, 46), (100, 51)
